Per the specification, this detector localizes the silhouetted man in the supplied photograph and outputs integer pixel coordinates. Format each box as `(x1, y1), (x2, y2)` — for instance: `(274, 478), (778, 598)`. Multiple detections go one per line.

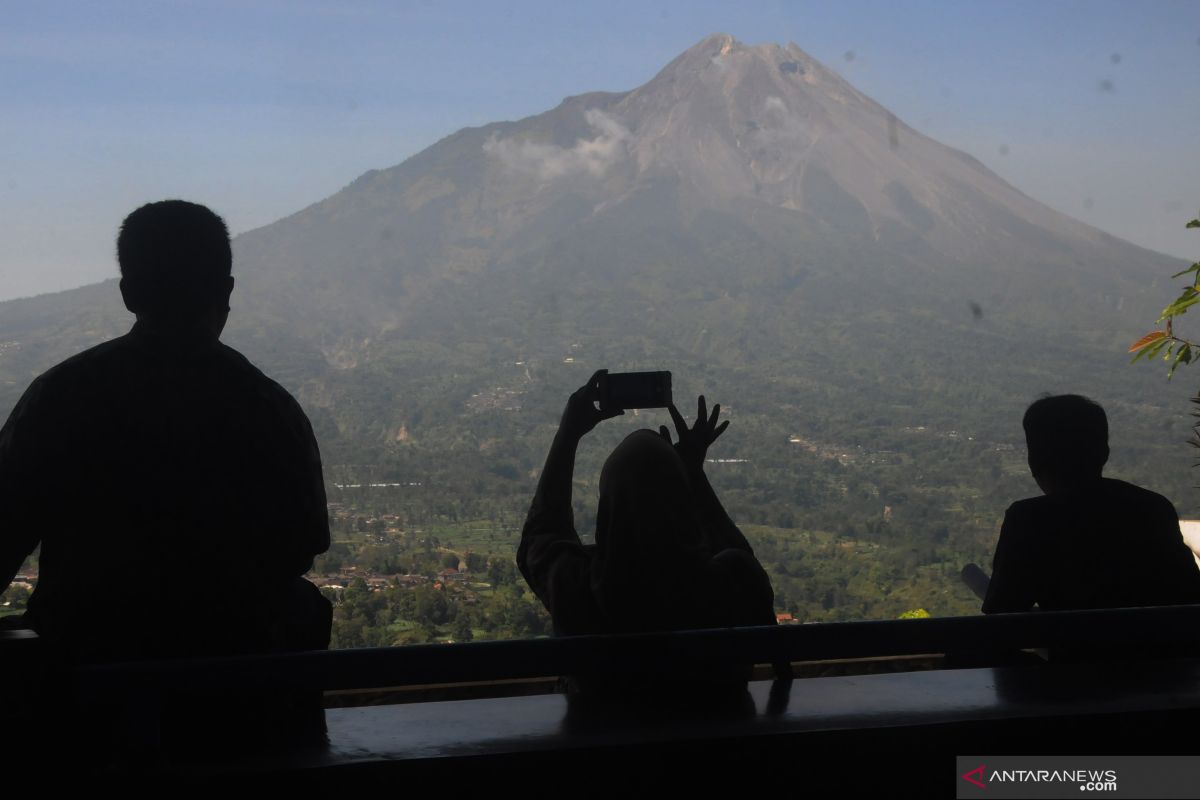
(983, 394), (1200, 613)
(0, 200), (331, 663)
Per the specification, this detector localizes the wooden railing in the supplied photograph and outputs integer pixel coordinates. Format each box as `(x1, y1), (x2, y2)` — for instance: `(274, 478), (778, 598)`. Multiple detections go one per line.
(8, 607), (1200, 779)
(28, 603), (1199, 697)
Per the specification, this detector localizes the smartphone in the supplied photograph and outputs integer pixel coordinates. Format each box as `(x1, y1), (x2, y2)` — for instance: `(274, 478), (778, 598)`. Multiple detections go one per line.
(598, 370), (672, 411)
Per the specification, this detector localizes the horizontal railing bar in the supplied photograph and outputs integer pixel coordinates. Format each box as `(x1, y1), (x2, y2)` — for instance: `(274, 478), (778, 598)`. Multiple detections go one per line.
(66, 603), (1200, 694)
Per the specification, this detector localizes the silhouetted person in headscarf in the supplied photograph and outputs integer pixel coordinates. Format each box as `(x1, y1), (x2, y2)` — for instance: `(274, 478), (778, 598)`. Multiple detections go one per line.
(983, 394), (1200, 614)
(518, 370), (774, 701)
(0, 200), (331, 752)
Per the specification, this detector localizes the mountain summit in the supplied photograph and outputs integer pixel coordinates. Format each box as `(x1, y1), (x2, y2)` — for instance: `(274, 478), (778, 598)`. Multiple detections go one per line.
(527, 33), (914, 208)
(605, 33), (1104, 259)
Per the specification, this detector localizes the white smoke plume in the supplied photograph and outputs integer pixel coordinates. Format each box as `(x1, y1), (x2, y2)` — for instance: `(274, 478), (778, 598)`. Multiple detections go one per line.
(483, 109), (630, 181)
(752, 96), (813, 149)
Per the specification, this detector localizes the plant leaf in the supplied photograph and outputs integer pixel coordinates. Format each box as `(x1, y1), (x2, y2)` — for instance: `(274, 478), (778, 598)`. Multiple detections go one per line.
(1159, 292), (1200, 321)
(1129, 330), (1167, 353)
(1137, 338), (1166, 362)
(1170, 346), (1191, 378)
(1171, 263), (1200, 279)
(1132, 337), (1171, 364)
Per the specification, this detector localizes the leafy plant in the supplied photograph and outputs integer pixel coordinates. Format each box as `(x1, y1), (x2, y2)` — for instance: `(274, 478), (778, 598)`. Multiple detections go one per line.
(1129, 215), (1200, 377)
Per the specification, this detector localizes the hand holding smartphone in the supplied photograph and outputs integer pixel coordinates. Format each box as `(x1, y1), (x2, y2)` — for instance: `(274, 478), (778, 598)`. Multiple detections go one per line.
(597, 370), (672, 412)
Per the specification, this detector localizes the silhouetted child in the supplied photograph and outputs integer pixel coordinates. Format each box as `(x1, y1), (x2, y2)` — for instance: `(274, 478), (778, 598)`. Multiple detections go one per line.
(518, 371), (774, 704)
(983, 394), (1200, 614)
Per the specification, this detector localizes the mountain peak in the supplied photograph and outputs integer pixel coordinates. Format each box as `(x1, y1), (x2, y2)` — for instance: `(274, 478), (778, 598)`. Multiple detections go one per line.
(679, 32), (809, 60)
(585, 34), (896, 208)
(683, 32), (739, 56)
(663, 34), (841, 88)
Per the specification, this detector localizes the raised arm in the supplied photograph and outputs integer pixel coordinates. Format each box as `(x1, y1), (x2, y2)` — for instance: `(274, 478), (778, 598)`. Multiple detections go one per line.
(517, 371), (622, 601)
(662, 396), (775, 628)
(661, 397), (753, 554)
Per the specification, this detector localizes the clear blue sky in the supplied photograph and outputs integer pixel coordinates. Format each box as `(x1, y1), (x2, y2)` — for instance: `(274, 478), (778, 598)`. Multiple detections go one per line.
(3, 0), (1199, 300)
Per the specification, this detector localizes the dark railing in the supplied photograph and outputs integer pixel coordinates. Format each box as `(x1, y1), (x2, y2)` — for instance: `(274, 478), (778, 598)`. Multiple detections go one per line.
(8, 606), (1200, 779)
(54, 603), (1200, 697)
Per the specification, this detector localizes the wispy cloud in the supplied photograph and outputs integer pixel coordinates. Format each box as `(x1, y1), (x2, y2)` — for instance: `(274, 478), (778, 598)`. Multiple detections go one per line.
(483, 109), (630, 181)
(752, 96), (813, 149)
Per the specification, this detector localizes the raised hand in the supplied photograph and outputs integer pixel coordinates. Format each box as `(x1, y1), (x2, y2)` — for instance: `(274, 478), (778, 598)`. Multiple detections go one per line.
(660, 395), (730, 470)
(560, 369), (623, 442)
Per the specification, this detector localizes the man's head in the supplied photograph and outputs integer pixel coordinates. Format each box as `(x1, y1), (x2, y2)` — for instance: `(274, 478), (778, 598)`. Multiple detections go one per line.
(117, 200), (234, 335)
(1023, 394), (1109, 493)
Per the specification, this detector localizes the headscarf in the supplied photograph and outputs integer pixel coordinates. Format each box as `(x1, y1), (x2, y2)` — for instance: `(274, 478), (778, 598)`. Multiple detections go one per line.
(590, 430), (714, 631)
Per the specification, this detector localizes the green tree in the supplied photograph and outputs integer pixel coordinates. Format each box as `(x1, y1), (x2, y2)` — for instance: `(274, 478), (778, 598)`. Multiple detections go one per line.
(414, 584), (450, 625)
(487, 558), (519, 587)
(450, 614), (474, 642)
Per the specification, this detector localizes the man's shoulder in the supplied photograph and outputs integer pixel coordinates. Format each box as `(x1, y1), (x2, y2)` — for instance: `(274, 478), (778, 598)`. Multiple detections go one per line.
(17, 334), (138, 406)
(1009, 480), (1172, 512)
(1099, 478), (1176, 515)
(997, 498), (1046, 552)
(211, 341), (279, 386)
(1004, 495), (1049, 521)
(1000, 493), (1077, 542)
(37, 333), (132, 379)
(212, 342), (307, 414)
(1101, 477), (1169, 499)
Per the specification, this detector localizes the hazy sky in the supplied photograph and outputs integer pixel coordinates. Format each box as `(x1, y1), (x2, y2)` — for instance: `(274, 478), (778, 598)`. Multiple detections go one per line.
(3, 0), (1199, 301)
